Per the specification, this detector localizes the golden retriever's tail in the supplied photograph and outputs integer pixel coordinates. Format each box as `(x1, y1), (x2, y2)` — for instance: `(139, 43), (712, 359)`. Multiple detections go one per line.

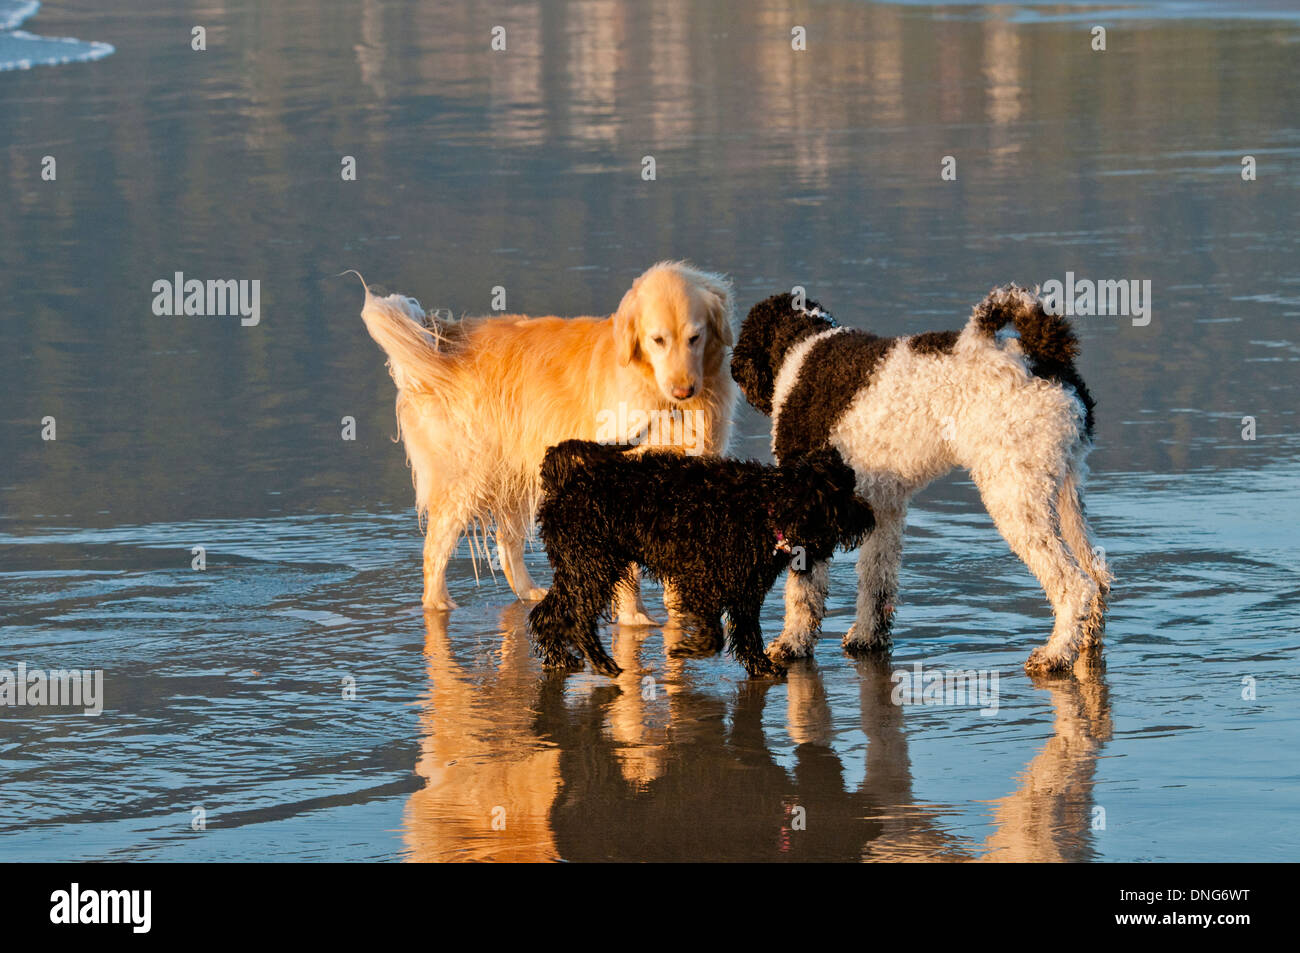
(349, 271), (449, 392)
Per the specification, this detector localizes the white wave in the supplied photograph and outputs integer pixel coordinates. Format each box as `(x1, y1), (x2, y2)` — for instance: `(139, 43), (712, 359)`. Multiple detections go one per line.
(0, 0), (39, 31)
(0, 32), (113, 73)
(0, 1), (114, 71)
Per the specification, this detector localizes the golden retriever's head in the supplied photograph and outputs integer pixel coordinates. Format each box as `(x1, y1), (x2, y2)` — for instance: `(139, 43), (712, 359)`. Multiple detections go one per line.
(613, 261), (734, 403)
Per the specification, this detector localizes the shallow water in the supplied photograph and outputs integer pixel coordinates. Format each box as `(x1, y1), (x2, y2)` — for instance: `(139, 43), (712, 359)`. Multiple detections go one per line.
(1, 0), (1298, 861)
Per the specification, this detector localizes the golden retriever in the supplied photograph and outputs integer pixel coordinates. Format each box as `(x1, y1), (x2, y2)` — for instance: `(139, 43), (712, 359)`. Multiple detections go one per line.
(358, 261), (737, 616)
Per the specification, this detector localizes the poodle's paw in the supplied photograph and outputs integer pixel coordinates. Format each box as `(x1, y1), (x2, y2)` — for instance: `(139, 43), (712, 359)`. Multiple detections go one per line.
(422, 594), (459, 611)
(1024, 645), (1076, 676)
(617, 609), (659, 627)
(517, 586), (549, 603)
(841, 621), (891, 656)
(766, 631), (817, 662)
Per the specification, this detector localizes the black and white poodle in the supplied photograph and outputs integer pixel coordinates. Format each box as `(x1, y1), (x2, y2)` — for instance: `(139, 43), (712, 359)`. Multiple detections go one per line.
(527, 439), (874, 678)
(730, 287), (1110, 675)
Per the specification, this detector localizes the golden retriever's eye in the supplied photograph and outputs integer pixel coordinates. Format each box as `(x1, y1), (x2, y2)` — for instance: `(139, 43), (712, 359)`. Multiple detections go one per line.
(689, 333), (701, 346)
(652, 336), (665, 347)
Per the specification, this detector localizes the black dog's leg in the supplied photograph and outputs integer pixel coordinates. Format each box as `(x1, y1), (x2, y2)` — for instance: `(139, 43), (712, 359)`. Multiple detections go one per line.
(558, 557), (625, 678)
(528, 591), (583, 672)
(572, 614), (621, 678)
(667, 598), (725, 659)
(728, 601), (786, 679)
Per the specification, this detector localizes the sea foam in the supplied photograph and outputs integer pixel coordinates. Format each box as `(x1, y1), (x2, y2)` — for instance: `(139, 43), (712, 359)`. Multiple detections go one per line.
(0, 1), (114, 72)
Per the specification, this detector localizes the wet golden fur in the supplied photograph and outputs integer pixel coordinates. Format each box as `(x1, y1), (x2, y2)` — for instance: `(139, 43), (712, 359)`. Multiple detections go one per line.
(358, 261), (737, 611)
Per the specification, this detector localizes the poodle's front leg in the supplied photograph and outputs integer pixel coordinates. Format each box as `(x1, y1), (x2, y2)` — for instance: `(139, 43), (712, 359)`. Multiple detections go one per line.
(843, 502), (907, 655)
(767, 560), (830, 661)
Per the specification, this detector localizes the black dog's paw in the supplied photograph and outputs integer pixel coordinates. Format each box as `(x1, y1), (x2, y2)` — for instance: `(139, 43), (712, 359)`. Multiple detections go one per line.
(586, 653), (623, 678)
(537, 642), (584, 672)
(742, 654), (788, 679)
(668, 630), (725, 659)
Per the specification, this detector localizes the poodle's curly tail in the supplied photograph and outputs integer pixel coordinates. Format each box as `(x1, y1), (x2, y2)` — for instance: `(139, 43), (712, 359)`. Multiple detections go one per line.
(968, 284), (1080, 367)
(968, 283), (1096, 438)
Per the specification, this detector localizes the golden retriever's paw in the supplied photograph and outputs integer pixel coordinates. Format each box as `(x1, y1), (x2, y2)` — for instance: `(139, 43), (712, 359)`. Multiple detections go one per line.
(422, 594), (458, 611)
(518, 587), (549, 602)
(617, 610), (659, 627)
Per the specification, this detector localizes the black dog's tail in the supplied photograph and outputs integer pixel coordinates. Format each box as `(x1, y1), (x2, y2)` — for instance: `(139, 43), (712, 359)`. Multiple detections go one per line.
(968, 284), (1096, 438)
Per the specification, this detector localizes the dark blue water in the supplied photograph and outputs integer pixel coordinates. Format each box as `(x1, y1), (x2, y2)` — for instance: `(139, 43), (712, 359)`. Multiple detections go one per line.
(1, 0), (1298, 860)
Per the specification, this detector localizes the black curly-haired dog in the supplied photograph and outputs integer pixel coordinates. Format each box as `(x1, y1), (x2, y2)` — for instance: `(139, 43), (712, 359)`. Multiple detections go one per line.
(527, 439), (873, 678)
(730, 287), (1110, 675)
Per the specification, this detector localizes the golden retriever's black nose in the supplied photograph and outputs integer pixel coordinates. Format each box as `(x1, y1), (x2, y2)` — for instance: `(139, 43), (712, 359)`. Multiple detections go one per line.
(672, 385), (695, 400)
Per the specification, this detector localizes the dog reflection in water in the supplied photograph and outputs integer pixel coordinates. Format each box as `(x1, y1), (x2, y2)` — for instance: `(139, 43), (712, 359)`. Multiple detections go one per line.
(403, 605), (561, 862)
(404, 608), (1111, 862)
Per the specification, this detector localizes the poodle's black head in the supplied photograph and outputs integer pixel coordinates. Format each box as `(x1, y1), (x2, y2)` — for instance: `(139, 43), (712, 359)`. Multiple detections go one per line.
(540, 439), (632, 494)
(730, 293), (837, 416)
(770, 448), (874, 559)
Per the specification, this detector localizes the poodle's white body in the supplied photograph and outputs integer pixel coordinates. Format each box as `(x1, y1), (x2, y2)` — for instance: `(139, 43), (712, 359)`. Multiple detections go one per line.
(736, 289), (1111, 674)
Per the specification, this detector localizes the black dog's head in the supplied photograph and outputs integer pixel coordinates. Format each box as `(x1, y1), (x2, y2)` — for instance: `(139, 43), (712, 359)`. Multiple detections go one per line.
(730, 293), (837, 416)
(540, 439), (634, 495)
(769, 448), (873, 559)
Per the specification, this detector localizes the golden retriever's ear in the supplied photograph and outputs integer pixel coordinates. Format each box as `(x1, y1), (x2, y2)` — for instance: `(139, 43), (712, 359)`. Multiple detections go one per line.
(613, 284), (640, 365)
(695, 270), (735, 348)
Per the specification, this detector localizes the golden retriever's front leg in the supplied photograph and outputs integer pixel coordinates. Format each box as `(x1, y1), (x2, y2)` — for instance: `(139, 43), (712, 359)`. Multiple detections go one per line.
(613, 566), (658, 626)
(696, 383), (737, 458)
(497, 526), (548, 602)
(660, 579), (690, 625)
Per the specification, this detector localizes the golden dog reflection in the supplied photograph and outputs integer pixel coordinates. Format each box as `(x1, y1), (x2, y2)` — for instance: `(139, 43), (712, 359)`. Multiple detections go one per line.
(403, 604), (560, 862)
(403, 608), (1112, 862)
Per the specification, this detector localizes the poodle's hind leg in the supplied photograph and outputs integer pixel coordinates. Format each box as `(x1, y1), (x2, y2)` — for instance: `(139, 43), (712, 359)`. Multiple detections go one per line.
(978, 469), (1099, 674)
(767, 560), (830, 661)
(1056, 466), (1111, 657)
(843, 497), (908, 655)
